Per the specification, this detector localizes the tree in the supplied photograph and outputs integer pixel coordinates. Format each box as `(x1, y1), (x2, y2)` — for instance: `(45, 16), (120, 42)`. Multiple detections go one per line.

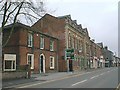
(0, 0), (47, 47)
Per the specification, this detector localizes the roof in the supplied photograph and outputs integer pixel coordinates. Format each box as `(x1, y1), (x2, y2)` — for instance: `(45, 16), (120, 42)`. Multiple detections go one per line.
(32, 13), (59, 27)
(4, 22), (31, 30)
(3, 22), (58, 40)
(57, 14), (71, 19)
(96, 42), (103, 48)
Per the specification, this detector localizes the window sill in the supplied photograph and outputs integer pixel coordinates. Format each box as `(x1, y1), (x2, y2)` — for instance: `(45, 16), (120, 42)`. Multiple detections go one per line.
(50, 67), (54, 69)
(28, 46), (33, 48)
(4, 69), (16, 71)
(40, 48), (44, 49)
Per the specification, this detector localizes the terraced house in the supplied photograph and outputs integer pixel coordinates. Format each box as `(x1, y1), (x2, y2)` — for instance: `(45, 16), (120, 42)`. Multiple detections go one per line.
(32, 14), (105, 72)
(2, 13), (105, 74)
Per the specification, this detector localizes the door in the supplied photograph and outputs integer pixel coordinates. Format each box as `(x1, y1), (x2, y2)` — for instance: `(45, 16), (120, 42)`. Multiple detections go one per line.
(40, 54), (45, 73)
(40, 56), (43, 72)
(69, 60), (73, 71)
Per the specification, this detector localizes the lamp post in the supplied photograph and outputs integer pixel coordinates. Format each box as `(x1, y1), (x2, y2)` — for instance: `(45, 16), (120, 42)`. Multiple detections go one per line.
(78, 48), (82, 70)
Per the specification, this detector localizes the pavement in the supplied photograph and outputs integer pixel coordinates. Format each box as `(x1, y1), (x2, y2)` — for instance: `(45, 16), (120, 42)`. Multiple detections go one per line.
(2, 68), (109, 88)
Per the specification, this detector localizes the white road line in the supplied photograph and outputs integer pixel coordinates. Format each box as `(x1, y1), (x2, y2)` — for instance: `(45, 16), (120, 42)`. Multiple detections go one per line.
(72, 79), (87, 86)
(17, 72), (91, 88)
(5, 68), (116, 88)
(18, 79), (58, 88)
(86, 72), (91, 74)
(90, 75), (99, 79)
(100, 73), (104, 76)
(107, 71), (110, 73)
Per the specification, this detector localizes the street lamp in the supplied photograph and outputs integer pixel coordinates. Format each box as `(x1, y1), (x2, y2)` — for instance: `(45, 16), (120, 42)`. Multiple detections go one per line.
(78, 47), (83, 70)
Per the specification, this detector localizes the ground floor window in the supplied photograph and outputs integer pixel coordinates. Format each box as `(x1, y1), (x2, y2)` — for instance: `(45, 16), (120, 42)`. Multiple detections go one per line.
(27, 54), (34, 69)
(4, 54), (16, 71)
(50, 56), (54, 69)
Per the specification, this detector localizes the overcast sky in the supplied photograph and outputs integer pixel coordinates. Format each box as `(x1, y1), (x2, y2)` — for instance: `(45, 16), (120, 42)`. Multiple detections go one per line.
(46, 0), (119, 56)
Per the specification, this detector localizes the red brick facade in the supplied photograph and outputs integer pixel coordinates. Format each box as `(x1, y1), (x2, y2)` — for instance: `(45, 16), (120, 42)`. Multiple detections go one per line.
(3, 14), (105, 73)
(3, 23), (59, 73)
(32, 14), (68, 71)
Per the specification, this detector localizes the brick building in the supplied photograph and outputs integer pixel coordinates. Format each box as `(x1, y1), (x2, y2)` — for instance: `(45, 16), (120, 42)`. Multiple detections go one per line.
(32, 14), (93, 71)
(96, 43), (105, 68)
(2, 13), (105, 73)
(90, 40), (105, 68)
(103, 46), (114, 67)
(2, 23), (59, 73)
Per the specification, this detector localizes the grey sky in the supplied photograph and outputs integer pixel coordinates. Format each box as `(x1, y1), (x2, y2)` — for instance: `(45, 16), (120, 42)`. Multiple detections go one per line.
(46, 0), (118, 56)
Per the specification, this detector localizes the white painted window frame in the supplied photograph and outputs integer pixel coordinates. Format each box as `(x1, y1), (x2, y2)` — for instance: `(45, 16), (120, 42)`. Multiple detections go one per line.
(40, 36), (44, 49)
(50, 40), (54, 51)
(4, 54), (16, 71)
(27, 54), (34, 69)
(28, 33), (33, 47)
(50, 56), (55, 69)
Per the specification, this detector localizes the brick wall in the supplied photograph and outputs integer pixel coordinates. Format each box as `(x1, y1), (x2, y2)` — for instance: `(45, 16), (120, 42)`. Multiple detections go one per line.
(32, 14), (67, 71)
(2, 71), (27, 80)
(3, 23), (59, 74)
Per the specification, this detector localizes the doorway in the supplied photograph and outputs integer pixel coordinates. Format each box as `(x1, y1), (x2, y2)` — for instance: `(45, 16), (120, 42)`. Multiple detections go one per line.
(40, 54), (45, 73)
(69, 60), (73, 71)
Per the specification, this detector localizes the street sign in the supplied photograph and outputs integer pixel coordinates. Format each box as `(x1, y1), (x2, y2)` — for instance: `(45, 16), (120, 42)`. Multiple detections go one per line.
(65, 49), (74, 60)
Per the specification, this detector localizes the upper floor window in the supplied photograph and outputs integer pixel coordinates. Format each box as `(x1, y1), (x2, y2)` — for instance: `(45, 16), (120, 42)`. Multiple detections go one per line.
(40, 36), (44, 49)
(75, 39), (78, 49)
(50, 40), (54, 51)
(28, 33), (33, 47)
(79, 40), (81, 50)
(72, 37), (74, 48)
(68, 34), (72, 48)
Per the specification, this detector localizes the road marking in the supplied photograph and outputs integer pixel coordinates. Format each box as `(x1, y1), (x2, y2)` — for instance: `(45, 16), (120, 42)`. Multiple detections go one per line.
(107, 71), (110, 73)
(15, 72), (90, 88)
(116, 83), (120, 90)
(72, 79), (87, 86)
(18, 79), (60, 88)
(4, 68), (115, 88)
(90, 75), (99, 79)
(86, 72), (91, 74)
(100, 73), (104, 76)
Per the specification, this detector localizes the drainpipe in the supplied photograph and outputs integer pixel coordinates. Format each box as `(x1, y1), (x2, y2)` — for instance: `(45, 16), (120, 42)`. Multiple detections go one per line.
(56, 39), (59, 72)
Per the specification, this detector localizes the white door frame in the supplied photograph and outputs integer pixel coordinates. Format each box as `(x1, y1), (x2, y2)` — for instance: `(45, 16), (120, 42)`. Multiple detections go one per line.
(40, 54), (45, 73)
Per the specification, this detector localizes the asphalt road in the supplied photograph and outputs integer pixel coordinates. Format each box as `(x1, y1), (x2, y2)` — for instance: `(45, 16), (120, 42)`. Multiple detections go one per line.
(6, 67), (118, 89)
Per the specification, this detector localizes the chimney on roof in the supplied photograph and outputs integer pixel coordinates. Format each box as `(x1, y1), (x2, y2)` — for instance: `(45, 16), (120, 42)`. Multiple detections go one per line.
(104, 46), (108, 50)
(78, 24), (82, 29)
(91, 39), (95, 42)
(73, 20), (77, 23)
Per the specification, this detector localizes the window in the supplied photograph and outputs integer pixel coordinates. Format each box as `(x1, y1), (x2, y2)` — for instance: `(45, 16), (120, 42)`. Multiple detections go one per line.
(75, 39), (77, 49)
(68, 34), (72, 48)
(4, 54), (16, 71)
(40, 36), (44, 49)
(72, 37), (74, 48)
(50, 40), (54, 51)
(77, 39), (79, 49)
(28, 33), (33, 47)
(79, 40), (81, 50)
(27, 54), (34, 69)
(50, 56), (54, 69)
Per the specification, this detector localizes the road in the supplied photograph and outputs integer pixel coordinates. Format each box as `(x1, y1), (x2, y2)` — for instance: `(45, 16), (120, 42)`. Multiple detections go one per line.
(3, 67), (119, 89)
